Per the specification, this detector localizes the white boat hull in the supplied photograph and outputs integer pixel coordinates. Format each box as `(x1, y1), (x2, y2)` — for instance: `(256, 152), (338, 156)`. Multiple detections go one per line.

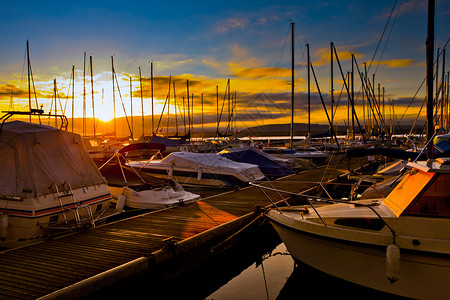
(267, 212), (450, 299)
(109, 186), (200, 210)
(1, 184), (113, 248)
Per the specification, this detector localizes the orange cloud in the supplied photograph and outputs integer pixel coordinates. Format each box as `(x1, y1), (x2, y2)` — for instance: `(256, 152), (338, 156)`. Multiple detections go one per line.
(378, 59), (414, 68)
(233, 67), (290, 79)
(314, 46), (363, 65)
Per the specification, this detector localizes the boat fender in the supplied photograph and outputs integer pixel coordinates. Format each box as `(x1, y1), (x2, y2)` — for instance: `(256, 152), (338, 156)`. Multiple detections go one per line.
(386, 243), (400, 283)
(169, 164), (174, 178)
(197, 168), (202, 181)
(116, 194), (126, 211)
(0, 214), (9, 239)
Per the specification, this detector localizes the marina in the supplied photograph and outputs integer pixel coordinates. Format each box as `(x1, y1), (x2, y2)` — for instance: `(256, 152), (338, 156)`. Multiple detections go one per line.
(0, 0), (449, 299)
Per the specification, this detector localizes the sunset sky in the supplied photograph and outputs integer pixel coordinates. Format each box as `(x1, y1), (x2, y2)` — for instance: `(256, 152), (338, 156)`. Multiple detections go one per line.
(0, 0), (449, 137)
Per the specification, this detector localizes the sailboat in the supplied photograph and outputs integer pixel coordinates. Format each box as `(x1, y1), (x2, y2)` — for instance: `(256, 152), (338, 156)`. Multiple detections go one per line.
(261, 3), (450, 298)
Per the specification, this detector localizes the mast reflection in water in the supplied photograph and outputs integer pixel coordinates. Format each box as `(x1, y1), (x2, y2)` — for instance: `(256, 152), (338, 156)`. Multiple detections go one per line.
(95, 224), (406, 299)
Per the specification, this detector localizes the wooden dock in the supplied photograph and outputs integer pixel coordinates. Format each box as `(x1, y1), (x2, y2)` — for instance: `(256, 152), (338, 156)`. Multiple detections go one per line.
(0, 156), (375, 299)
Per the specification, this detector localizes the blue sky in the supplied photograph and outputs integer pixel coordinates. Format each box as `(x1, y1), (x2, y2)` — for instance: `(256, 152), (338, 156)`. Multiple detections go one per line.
(0, 0), (449, 135)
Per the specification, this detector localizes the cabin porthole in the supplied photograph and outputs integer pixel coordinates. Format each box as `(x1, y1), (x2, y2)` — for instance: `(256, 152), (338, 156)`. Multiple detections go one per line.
(412, 239), (420, 246)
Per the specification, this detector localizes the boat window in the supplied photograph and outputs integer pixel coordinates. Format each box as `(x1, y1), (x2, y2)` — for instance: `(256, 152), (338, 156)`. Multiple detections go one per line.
(334, 218), (385, 231)
(403, 174), (450, 218)
(89, 139), (100, 147)
(95, 203), (103, 212)
(49, 215), (59, 224)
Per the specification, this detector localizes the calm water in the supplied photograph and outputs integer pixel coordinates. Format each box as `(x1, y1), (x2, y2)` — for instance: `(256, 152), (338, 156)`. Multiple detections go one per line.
(206, 243), (405, 300)
(93, 225), (406, 300)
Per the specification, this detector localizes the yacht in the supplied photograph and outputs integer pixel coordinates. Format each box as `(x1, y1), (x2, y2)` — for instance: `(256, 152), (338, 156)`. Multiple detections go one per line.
(99, 150), (200, 210)
(263, 158), (450, 299)
(262, 146), (329, 164)
(128, 151), (265, 189)
(0, 121), (115, 248)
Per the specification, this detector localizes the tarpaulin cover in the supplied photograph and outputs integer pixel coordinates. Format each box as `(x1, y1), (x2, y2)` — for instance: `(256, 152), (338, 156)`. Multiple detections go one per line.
(118, 142), (166, 154)
(218, 146), (294, 178)
(147, 135), (184, 147)
(0, 121), (106, 198)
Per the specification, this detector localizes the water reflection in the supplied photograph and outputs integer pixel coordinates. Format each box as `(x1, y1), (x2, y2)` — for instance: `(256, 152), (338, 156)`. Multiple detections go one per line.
(208, 242), (407, 300)
(207, 243), (293, 300)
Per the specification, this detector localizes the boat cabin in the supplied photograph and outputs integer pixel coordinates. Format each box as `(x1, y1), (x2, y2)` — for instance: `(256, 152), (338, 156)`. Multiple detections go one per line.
(383, 158), (450, 218)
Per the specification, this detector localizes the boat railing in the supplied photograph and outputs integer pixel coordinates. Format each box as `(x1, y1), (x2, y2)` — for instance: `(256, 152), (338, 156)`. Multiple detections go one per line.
(250, 181), (398, 239)
(0, 110), (69, 133)
(250, 181), (328, 224)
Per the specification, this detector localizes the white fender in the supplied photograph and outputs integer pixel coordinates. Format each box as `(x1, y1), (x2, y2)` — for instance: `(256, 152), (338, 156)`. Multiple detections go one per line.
(386, 243), (400, 283)
(169, 164), (174, 178)
(0, 214), (9, 239)
(116, 193), (127, 211)
(197, 168), (202, 181)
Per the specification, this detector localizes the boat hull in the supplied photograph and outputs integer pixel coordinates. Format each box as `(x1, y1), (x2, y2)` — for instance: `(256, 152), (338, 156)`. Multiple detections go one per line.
(135, 166), (253, 189)
(109, 186), (200, 210)
(267, 213), (450, 299)
(1, 184), (113, 248)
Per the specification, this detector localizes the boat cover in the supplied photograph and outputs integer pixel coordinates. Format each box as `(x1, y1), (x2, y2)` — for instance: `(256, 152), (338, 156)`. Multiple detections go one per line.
(434, 134), (450, 155)
(118, 142), (166, 154)
(146, 135), (186, 147)
(161, 152), (265, 179)
(0, 121), (106, 198)
(218, 146), (295, 178)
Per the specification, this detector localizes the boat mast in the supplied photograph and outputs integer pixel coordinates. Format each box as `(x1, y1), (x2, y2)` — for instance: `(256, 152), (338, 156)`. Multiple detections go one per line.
(83, 52), (86, 137)
(71, 65), (75, 133)
(53, 78), (57, 128)
(330, 42), (334, 132)
(167, 77), (171, 136)
(139, 66), (144, 138)
(440, 49), (446, 129)
(426, 0), (435, 159)
(191, 92), (194, 137)
(307, 42), (311, 140)
(186, 80), (190, 134)
(90, 55), (96, 137)
(111, 56), (116, 140)
(26, 40), (32, 123)
(182, 96), (186, 135)
(290, 22), (295, 148)
(130, 77), (133, 140)
(173, 81), (178, 136)
(351, 53), (355, 140)
(201, 93), (204, 137)
(216, 85), (219, 137)
(151, 61), (154, 136)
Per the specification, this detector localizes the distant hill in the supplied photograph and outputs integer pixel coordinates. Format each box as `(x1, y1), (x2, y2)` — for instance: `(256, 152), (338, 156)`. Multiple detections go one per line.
(237, 123), (346, 137)
(236, 122), (426, 137)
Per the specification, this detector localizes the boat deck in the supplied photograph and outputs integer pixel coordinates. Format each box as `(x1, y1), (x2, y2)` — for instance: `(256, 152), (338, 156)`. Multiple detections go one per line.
(0, 156), (374, 299)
